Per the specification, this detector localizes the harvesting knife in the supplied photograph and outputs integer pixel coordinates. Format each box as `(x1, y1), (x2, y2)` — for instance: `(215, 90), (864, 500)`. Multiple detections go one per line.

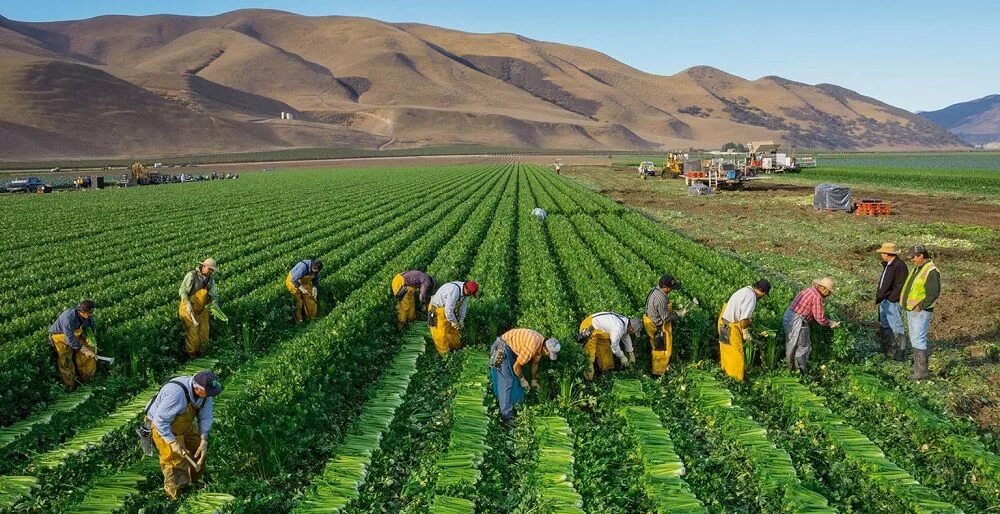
(96, 355), (115, 366)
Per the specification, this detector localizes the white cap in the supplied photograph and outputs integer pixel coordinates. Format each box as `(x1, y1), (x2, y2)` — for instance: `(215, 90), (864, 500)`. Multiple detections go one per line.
(544, 338), (561, 361)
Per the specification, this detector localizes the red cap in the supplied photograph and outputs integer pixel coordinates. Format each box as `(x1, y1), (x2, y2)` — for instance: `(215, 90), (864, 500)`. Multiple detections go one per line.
(464, 281), (479, 296)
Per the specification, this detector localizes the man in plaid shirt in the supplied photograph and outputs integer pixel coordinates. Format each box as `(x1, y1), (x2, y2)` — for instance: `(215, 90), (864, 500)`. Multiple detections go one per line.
(783, 277), (842, 372)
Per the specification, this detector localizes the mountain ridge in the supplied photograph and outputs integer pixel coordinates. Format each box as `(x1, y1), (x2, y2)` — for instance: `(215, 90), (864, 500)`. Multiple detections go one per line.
(0, 9), (967, 159)
(919, 95), (1000, 145)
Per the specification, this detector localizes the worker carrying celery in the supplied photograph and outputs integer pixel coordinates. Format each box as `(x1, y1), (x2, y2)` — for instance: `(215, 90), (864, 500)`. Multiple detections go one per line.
(47, 299), (98, 389)
(142, 370), (222, 500)
(643, 274), (687, 376)
(428, 280), (479, 356)
(718, 280), (771, 381)
(178, 258), (221, 358)
(578, 312), (641, 380)
(286, 258), (324, 324)
(390, 269), (436, 329)
(490, 328), (561, 427)
(784, 277), (840, 373)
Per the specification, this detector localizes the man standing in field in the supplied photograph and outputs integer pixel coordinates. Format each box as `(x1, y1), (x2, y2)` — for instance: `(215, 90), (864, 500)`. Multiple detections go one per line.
(900, 244), (941, 381)
(286, 259), (324, 324)
(643, 275), (687, 376)
(578, 312), (641, 380)
(783, 277), (840, 373)
(428, 280), (479, 356)
(178, 258), (220, 358)
(48, 300), (98, 389)
(489, 328), (561, 427)
(873, 243), (908, 360)
(390, 269), (435, 329)
(145, 370), (222, 499)
(718, 280), (771, 381)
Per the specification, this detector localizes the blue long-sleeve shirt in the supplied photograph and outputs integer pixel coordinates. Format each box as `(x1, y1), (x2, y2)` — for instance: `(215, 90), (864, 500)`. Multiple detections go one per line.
(48, 307), (94, 350)
(146, 376), (214, 443)
(290, 259), (321, 288)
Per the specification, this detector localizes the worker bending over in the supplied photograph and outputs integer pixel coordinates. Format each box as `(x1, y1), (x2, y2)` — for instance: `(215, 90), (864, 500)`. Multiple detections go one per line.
(178, 258), (221, 358)
(718, 280), (771, 381)
(490, 328), (561, 427)
(900, 244), (941, 381)
(874, 243), (908, 360)
(644, 275), (687, 376)
(578, 312), (641, 380)
(390, 269), (436, 328)
(428, 280), (479, 356)
(145, 370), (222, 499)
(783, 277), (840, 373)
(48, 300), (98, 389)
(286, 259), (324, 324)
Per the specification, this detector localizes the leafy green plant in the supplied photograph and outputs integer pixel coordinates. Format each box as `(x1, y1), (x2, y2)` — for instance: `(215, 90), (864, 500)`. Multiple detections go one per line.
(534, 416), (585, 513)
(178, 492), (236, 514)
(434, 351), (491, 494)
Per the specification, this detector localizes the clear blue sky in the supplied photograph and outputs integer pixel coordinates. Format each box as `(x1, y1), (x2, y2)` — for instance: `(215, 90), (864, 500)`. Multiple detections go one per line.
(5, 0), (996, 112)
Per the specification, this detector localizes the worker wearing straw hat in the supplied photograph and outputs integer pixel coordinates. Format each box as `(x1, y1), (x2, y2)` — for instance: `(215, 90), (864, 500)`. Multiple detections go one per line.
(178, 258), (220, 358)
(783, 277), (841, 373)
(873, 242), (909, 360)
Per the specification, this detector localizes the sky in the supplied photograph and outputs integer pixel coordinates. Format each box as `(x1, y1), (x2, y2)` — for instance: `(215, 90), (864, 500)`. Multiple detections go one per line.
(4, 0), (997, 112)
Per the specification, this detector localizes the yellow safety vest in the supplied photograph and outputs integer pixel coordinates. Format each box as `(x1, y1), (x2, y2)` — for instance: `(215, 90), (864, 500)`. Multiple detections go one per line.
(902, 261), (939, 311)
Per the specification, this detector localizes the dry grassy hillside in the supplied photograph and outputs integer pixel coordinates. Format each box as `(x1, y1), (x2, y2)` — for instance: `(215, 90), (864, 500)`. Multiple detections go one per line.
(0, 9), (966, 159)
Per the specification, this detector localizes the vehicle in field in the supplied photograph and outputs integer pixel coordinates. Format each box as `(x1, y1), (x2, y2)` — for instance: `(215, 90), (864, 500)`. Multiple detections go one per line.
(745, 141), (804, 173)
(4, 177), (47, 193)
(637, 161), (660, 179)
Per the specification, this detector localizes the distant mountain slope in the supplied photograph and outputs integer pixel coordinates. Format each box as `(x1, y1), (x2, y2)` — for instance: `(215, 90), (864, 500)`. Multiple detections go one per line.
(920, 95), (1000, 145)
(0, 10), (967, 159)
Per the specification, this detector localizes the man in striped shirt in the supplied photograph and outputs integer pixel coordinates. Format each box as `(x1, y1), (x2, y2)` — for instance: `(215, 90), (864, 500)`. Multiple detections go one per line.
(490, 328), (561, 426)
(783, 277), (841, 373)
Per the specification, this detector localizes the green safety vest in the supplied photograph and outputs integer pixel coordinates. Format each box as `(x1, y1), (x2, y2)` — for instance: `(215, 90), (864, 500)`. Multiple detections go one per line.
(902, 261), (939, 311)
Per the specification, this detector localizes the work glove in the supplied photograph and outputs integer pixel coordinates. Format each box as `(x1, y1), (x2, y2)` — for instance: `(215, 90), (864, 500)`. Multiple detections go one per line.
(624, 352), (635, 368)
(299, 286), (311, 296)
(519, 377), (530, 389)
(194, 437), (208, 466)
(451, 321), (462, 331)
(311, 287), (318, 299)
(741, 328), (753, 341)
(79, 346), (97, 359)
(530, 379), (540, 390)
(168, 440), (186, 457)
(830, 320), (842, 329)
(677, 308), (689, 318)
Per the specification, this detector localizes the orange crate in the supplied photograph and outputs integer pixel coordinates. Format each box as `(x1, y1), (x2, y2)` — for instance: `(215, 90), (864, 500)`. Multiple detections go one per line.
(856, 199), (891, 216)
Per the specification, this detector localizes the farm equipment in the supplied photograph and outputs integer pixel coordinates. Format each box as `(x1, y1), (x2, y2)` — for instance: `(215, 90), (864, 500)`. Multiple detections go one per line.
(664, 153), (686, 178)
(745, 141), (802, 173)
(637, 161), (659, 179)
(682, 156), (758, 190)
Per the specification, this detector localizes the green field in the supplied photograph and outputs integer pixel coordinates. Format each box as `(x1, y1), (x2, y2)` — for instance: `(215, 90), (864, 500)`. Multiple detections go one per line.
(0, 164), (995, 513)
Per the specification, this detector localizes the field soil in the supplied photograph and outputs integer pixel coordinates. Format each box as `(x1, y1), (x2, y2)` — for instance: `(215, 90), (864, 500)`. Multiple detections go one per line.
(563, 164), (1000, 428)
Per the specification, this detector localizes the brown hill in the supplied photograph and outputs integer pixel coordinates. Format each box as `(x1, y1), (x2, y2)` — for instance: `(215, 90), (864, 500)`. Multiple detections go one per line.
(919, 95), (1000, 146)
(0, 9), (966, 159)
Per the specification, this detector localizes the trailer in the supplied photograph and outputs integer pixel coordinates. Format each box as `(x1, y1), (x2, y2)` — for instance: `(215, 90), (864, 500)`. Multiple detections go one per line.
(745, 141), (805, 173)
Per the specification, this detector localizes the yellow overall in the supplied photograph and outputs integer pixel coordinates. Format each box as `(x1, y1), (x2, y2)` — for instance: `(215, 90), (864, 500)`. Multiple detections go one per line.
(580, 316), (616, 381)
(179, 289), (210, 358)
(429, 306), (463, 356)
(49, 330), (97, 389)
(717, 302), (750, 382)
(285, 272), (318, 323)
(391, 273), (416, 328)
(643, 313), (673, 376)
(151, 402), (204, 500)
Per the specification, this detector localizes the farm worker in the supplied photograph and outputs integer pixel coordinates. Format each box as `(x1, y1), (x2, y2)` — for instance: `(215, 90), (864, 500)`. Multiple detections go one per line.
(47, 300), (98, 389)
(428, 280), (479, 356)
(900, 244), (941, 381)
(390, 270), (436, 328)
(873, 243), (908, 360)
(578, 312), (641, 380)
(531, 207), (547, 221)
(286, 259), (324, 324)
(718, 280), (771, 381)
(783, 277), (840, 373)
(145, 370), (222, 500)
(643, 274), (687, 376)
(178, 258), (220, 358)
(489, 328), (561, 427)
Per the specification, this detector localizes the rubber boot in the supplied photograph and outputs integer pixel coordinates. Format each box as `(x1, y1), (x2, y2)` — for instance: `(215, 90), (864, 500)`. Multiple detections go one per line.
(877, 327), (893, 356)
(892, 334), (909, 361)
(909, 349), (931, 380)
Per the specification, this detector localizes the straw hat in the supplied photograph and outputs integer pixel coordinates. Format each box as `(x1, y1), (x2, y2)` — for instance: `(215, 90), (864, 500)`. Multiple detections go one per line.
(812, 277), (836, 292)
(874, 242), (901, 255)
(198, 257), (218, 271)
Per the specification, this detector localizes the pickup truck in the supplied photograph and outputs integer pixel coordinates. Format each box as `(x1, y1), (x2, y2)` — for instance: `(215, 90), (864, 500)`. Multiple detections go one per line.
(5, 177), (47, 193)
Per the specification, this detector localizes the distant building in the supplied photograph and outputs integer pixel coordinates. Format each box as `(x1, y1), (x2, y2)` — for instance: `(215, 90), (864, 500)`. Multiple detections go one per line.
(280, 112), (295, 120)
(984, 141), (1000, 150)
